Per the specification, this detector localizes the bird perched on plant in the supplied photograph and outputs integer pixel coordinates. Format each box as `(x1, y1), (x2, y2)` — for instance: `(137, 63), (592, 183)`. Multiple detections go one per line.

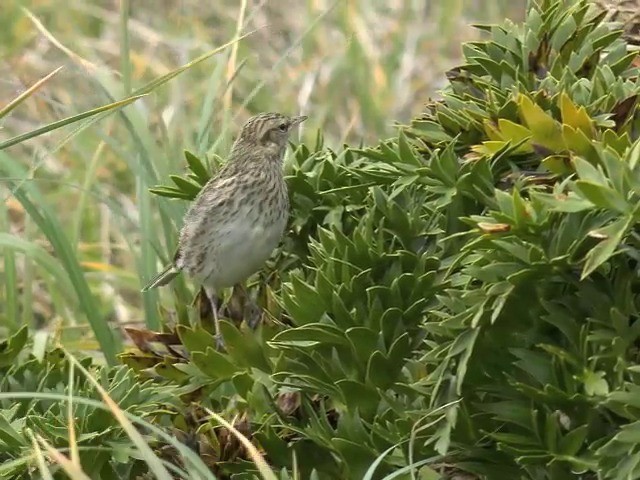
(141, 112), (307, 347)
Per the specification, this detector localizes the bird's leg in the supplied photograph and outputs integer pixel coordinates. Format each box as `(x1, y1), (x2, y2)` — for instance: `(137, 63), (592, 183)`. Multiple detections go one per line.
(204, 286), (224, 350)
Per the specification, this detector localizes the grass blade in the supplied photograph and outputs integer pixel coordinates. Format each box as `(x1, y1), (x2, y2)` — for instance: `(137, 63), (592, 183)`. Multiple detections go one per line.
(3, 173), (120, 363)
(205, 407), (277, 480)
(0, 95), (147, 151)
(0, 66), (64, 120)
(0, 233), (76, 303)
(0, 205), (19, 329)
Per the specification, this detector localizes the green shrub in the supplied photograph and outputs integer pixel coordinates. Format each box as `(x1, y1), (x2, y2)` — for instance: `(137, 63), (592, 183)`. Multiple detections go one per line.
(141, 0), (640, 478)
(0, 327), (184, 479)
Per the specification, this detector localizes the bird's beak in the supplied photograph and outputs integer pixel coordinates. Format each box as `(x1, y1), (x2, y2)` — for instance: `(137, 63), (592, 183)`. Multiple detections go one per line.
(290, 115), (308, 127)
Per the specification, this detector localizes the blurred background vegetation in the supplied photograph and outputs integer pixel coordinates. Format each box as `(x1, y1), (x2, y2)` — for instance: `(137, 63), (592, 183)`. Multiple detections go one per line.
(0, 0), (525, 353)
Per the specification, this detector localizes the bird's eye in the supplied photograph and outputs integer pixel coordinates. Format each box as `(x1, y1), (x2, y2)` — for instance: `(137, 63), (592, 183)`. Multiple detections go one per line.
(278, 123), (288, 132)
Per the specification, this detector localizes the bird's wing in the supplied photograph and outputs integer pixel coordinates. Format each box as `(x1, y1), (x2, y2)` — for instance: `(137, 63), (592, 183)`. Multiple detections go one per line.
(174, 174), (241, 267)
(181, 174), (238, 226)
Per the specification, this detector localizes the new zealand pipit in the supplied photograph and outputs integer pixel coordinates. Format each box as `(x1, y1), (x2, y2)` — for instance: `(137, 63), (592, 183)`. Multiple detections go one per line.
(141, 112), (307, 346)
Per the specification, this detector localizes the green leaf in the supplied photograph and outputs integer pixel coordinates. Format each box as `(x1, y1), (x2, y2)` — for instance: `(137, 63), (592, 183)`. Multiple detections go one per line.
(511, 189), (530, 228)
(609, 51), (639, 76)
(365, 351), (393, 389)
(613, 422), (640, 444)
(184, 150), (211, 184)
(269, 323), (348, 348)
(0, 66), (63, 120)
(544, 411), (559, 452)
(582, 369), (609, 396)
(602, 129), (632, 155)
(572, 156), (606, 184)
(387, 333), (411, 368)
(191, 347), (238, 379)
(517, 94), (564, 152)
(333, 438), (378, 480)
(409, 120), (453, 143)
(628, 138), (640, 171)
(479, 401), (534, 431)
(559, 92), (593, 136)
(560, 425), (588, 456)
(397, 129), (421, 166)
(281, 275), (324, 325)
(531, 191), (593, 213)
(148, 186), (195, 200)
(219, 320), (271, 372)
(581, 216), (632, 279)
(336, 380), (379, 420)
(345, 327), (379, 365)
(561, 125), (596, 161)
(446, 328), (480, 394)
(542, 154), (574, 175)
(498, 118), (533, 145)
(177, 325), (218, 354)
(573, 181), (628, 212)
(0, 95), (147, 150)
(169, 175), (203, 197)
(0, 326), (28, 368)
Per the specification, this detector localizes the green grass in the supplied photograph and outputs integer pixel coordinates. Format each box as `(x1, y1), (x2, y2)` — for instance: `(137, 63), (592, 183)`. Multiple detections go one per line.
(0, 0), (525, 361)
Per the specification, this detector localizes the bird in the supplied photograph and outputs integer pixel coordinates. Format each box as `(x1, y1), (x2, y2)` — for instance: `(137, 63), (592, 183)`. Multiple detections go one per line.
(141, 112), (308, 347)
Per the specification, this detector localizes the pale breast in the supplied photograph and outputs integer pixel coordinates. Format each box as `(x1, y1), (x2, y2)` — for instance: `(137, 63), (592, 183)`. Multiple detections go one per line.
(202, 202), (287, 289)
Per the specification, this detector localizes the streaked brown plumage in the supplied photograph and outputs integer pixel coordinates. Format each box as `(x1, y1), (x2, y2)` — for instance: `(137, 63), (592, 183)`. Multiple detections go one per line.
(142, 112), (307, 346)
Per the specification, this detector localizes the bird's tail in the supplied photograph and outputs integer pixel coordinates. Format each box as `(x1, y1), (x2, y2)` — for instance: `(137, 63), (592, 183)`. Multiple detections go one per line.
(141, 264), (180, 292)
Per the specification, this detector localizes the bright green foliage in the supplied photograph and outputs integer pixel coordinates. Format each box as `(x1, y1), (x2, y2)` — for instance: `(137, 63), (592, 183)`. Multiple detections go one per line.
(134, 0), (640, 478)
(0, 328), (182, 479)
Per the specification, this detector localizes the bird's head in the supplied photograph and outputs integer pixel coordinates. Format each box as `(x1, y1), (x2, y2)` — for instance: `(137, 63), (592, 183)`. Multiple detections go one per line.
(234, 112), (307, 159)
